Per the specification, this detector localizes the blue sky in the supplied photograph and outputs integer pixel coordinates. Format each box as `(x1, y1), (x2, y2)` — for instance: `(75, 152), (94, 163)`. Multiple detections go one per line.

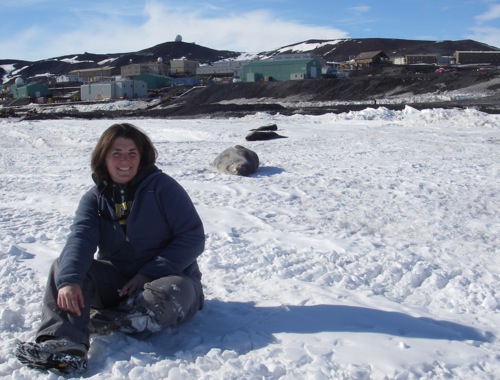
(1, 0), (500, 61)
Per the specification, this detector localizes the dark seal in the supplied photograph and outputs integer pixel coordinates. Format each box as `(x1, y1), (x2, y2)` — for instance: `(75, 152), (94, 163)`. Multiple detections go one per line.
(245, 131), (287, 141)
(250, 123), (278, 131)
(212, 145), (260, 176)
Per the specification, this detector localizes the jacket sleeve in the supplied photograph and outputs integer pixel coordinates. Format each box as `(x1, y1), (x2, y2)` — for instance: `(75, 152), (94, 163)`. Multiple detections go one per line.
(56, 188), (100, 289)
(139, 178), (205, 279)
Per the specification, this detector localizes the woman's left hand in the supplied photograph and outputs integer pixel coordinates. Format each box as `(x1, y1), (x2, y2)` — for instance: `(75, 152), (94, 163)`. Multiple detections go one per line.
(119, 273), (151, 297)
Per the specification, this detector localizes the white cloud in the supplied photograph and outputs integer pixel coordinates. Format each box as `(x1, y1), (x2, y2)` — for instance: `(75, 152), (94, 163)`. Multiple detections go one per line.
(468, 3), (500, 49)
(1, 1), (349, 60)
(475, 4), (500, 22)
(137, 3), (348, 53)
(349, 6), (371, 13)
(467, 26), (500, 49)
(0, 26), (46, 61)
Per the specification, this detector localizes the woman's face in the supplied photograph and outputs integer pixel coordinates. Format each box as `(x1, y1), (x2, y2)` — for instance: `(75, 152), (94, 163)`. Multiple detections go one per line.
(105, 137), (141, 184)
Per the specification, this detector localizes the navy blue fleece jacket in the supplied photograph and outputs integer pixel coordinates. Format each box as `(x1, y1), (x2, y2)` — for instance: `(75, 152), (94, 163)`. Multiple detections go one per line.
(56, 169), (205, 289)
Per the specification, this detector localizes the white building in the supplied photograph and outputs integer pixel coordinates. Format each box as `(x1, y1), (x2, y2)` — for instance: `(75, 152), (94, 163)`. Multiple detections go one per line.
(81, 79), (147, 101)
(56, 75), (83, 83)
(197, 61), (251, 77)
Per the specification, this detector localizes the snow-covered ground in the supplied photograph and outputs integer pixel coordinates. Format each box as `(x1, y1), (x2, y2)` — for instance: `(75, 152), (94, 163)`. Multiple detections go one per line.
(0, 106), (499, 379)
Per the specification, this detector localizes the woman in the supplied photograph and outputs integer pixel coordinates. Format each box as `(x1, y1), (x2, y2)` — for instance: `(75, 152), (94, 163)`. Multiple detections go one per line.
(16, 123), (205, 374)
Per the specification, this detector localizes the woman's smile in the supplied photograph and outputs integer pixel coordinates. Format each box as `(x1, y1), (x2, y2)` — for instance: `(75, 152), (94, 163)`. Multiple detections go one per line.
(105, 137), (140, 183)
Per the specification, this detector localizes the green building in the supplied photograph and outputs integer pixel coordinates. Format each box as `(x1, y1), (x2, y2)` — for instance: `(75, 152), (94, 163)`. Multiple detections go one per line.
(14, 83), (49, 99)
(240, 57), (324, 82)
(133, 73), (172, 89)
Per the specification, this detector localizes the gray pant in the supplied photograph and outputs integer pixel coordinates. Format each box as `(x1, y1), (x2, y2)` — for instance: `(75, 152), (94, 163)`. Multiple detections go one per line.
(36, 259), (204, 347)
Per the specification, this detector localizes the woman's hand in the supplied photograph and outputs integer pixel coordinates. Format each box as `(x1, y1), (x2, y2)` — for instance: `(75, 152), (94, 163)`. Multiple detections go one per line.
(119, 273), (151, 297)
(57, 284), (85, 317)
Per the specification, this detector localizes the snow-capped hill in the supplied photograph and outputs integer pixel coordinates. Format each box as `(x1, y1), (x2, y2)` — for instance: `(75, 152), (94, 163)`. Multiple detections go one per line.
(257, 38), (500, 62)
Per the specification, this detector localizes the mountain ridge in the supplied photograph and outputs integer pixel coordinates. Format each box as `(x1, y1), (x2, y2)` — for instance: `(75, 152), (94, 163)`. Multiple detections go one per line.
(268, 38), (499, 62)
(2, 38), (499, 86)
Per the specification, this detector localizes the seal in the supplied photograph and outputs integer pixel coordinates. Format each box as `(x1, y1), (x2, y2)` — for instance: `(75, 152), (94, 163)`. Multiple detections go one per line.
(245, 131), (287, 141)
(250, 123), (278, 131)
(212, 145), (259, 176)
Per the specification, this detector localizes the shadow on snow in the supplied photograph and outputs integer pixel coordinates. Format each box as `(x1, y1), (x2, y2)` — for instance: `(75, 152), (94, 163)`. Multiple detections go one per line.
(146, 299), (494, 357)
(254, 166), (285, 176)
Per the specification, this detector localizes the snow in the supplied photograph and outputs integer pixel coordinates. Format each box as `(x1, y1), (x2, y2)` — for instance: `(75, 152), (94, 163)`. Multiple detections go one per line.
(276, 40), (345, 54)
(0, 105), (499, 379)
(31, 73), (54, 79)
(233, 53), (260, 61)
(98, 58), (119, 66)
(23, 99), (161, 113)
(59, 57), (95, 64)
(0, 64), (16, 84)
